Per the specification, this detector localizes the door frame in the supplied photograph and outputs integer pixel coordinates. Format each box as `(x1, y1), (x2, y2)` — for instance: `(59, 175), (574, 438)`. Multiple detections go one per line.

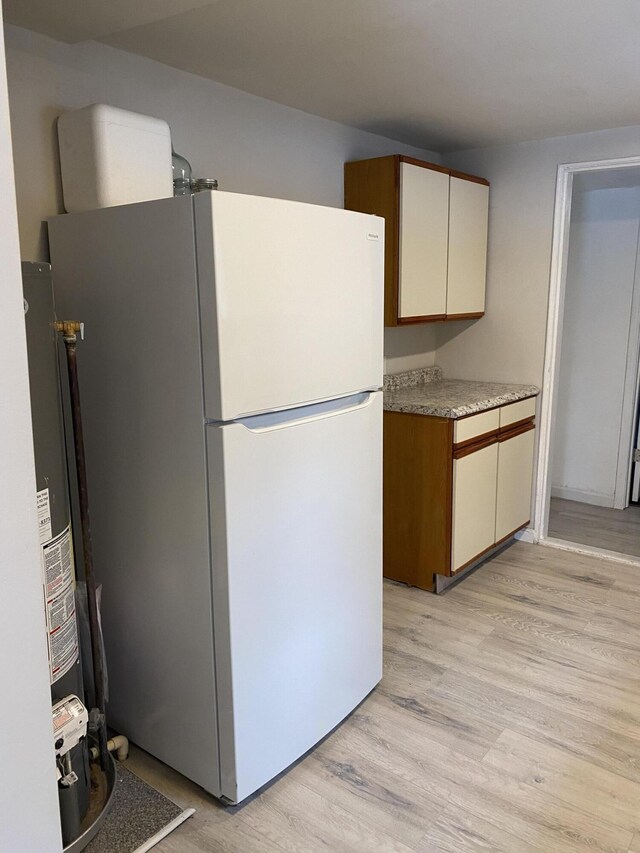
(614, 230), (640, 509)
(533, 155), (640, 544)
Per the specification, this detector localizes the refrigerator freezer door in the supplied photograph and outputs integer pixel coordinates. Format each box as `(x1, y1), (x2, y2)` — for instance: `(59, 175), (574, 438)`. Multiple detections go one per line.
(195, 191), (384, 421)
(207, 391), (383, 803)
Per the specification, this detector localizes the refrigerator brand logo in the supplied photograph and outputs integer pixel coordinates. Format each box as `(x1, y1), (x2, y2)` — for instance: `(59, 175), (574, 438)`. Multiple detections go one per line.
(366, 232), (380, 241)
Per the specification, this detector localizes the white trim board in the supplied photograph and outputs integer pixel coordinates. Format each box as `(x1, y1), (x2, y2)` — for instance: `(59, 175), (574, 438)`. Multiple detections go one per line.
(515, 527), (536, 544)
(541, 537), (640, 568)
(533, 155), (640, 544)
(614, 221), (640, 509)
(549, 486), (615, 508)
(0, 8), (63, 850)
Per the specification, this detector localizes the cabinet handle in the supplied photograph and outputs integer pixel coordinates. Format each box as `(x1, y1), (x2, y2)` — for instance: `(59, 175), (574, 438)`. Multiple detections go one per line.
(453, 433), (499, 459)
(498, 420), (535, 442)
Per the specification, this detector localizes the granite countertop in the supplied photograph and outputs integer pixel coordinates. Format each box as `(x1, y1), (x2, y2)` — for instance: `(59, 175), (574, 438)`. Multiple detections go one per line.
(383, 367), (539, 419)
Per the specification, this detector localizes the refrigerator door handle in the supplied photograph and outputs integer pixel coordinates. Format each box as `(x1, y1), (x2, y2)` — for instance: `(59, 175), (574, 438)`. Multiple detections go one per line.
(236, 390), (379, 433)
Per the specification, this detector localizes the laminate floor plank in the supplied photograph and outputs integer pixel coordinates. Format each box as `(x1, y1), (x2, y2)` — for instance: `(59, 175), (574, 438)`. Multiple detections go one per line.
(600, 560), (640, 589)
(446, 601), (591, 652)
(483, 728), (640, 835)
(450, 631), (640, 739)
(385, 582), (498, 639)
(422, 803), (546, 853)
(472, 559), (611, 611)
(387, 606), (640, 745)
(450, 582), (594, 632)
(548, 498), (640, 558)
(233, 772), (420, 853)
(385, 604), (495, 651)
(121, 542), (640, 852)
(156, 816), (286, 853)
(586, 608), (640, 649)
(605, 581), (640, 616)
(487, 610), (640, 684)
(302, 738), (446, 847)
(490, 542), (617, 588)
(324, 704), (632, 853)
(494, 609), (640, 675)
(381, 642), (446, 695)
(366, 681), (505, 760)
(426, 668), (640, 785)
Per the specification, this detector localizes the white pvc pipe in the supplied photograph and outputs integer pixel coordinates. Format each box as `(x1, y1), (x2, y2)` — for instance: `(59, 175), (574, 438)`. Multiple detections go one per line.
(132, 808), (196, 853)
(90, 733), (129, 761)
(108, 734), (129, 761)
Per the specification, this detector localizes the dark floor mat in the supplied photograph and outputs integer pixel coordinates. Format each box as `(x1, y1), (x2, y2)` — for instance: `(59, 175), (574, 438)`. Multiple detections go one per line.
(85, 763), (185, 853)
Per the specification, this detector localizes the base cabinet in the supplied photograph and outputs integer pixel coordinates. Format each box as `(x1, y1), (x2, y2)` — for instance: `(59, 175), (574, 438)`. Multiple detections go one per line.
(384, 397), (536, 591)
(383, 413), (452, 588)
(496, 427), (536, 543)
(452, 443), (498, 572)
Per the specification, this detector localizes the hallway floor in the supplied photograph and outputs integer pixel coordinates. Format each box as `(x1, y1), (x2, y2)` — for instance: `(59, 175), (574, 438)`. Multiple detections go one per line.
(126, 541), (640, 852)
(548, 497), (640, 558)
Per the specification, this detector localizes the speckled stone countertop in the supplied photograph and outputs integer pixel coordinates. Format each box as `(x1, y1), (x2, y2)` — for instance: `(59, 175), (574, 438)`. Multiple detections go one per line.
(383, 367), (539, 419)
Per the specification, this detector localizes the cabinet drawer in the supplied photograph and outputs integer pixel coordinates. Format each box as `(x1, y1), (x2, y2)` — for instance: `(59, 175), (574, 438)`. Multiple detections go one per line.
(499, 397), (536, 429)
(454, 409), (499, 445)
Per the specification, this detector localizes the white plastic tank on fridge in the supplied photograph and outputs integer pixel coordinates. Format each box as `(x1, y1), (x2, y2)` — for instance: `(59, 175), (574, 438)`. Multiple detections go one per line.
(48, 190), (384, 803)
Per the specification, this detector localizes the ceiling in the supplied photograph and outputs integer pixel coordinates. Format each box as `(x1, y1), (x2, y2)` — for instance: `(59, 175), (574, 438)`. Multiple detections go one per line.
(5, 0), (640, 152)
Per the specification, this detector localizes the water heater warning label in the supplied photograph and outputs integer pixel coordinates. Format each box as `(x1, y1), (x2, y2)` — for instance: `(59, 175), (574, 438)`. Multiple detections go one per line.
(42, 527), (78, 684)
(36, 488), (52, 545)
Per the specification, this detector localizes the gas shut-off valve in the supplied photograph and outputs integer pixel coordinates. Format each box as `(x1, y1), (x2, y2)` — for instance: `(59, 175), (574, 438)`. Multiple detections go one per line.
(53, 695), (88, 787)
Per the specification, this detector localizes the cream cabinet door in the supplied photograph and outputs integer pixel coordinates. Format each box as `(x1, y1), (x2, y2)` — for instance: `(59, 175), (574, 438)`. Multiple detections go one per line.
(398, 162), (449, 320)
(495, 428), (535, 542)
(451, 442), (498, 572)
(446, 176), (489, 317)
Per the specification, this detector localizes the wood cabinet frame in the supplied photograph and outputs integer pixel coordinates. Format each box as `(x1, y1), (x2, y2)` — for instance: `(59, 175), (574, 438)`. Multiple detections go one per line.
(344, 154), (489, 327)
(383, 402), (535, 591)
(383, 412), (453, 590)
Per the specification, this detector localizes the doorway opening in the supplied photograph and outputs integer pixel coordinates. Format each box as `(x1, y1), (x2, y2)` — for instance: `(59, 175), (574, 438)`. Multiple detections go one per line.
(535, 158), (640, 563)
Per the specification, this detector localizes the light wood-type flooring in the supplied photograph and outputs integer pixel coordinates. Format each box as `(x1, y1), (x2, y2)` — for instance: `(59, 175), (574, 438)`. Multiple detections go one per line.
(127, 541), (640, 852)
(549, 497), (640, 558)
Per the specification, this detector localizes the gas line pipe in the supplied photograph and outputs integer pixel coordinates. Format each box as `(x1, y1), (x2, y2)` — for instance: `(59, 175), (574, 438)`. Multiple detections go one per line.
(55, 320), (109, 773)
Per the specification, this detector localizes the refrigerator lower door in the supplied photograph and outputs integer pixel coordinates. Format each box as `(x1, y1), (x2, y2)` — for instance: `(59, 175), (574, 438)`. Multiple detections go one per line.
(207, 391), (382, 803)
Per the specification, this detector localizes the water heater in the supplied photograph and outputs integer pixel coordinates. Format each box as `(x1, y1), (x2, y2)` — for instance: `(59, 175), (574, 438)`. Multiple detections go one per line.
(22, 262), (90, 846)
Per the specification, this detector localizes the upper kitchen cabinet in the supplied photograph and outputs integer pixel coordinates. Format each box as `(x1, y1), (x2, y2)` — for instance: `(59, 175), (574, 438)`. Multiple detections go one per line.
(399, 161), (449, 320)
(344, 155), (489, 326)
(447, 172), (490, 318)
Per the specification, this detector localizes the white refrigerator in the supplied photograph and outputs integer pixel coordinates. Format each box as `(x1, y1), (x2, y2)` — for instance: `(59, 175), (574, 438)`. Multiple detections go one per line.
(49, 190), (384, 804)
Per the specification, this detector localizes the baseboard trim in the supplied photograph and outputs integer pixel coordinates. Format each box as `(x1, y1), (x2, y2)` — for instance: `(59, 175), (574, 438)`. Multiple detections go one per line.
(550, 486), (615, 508)
(515, 527), (536, 544)
(436, 538), (517, 593)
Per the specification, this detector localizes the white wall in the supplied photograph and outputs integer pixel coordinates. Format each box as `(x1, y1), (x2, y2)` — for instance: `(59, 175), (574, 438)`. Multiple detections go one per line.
(4, 24), (439, 375)
(552, 186), (640, 506)
(0, 9), (62, 853)
(439, 124), (640, 387)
